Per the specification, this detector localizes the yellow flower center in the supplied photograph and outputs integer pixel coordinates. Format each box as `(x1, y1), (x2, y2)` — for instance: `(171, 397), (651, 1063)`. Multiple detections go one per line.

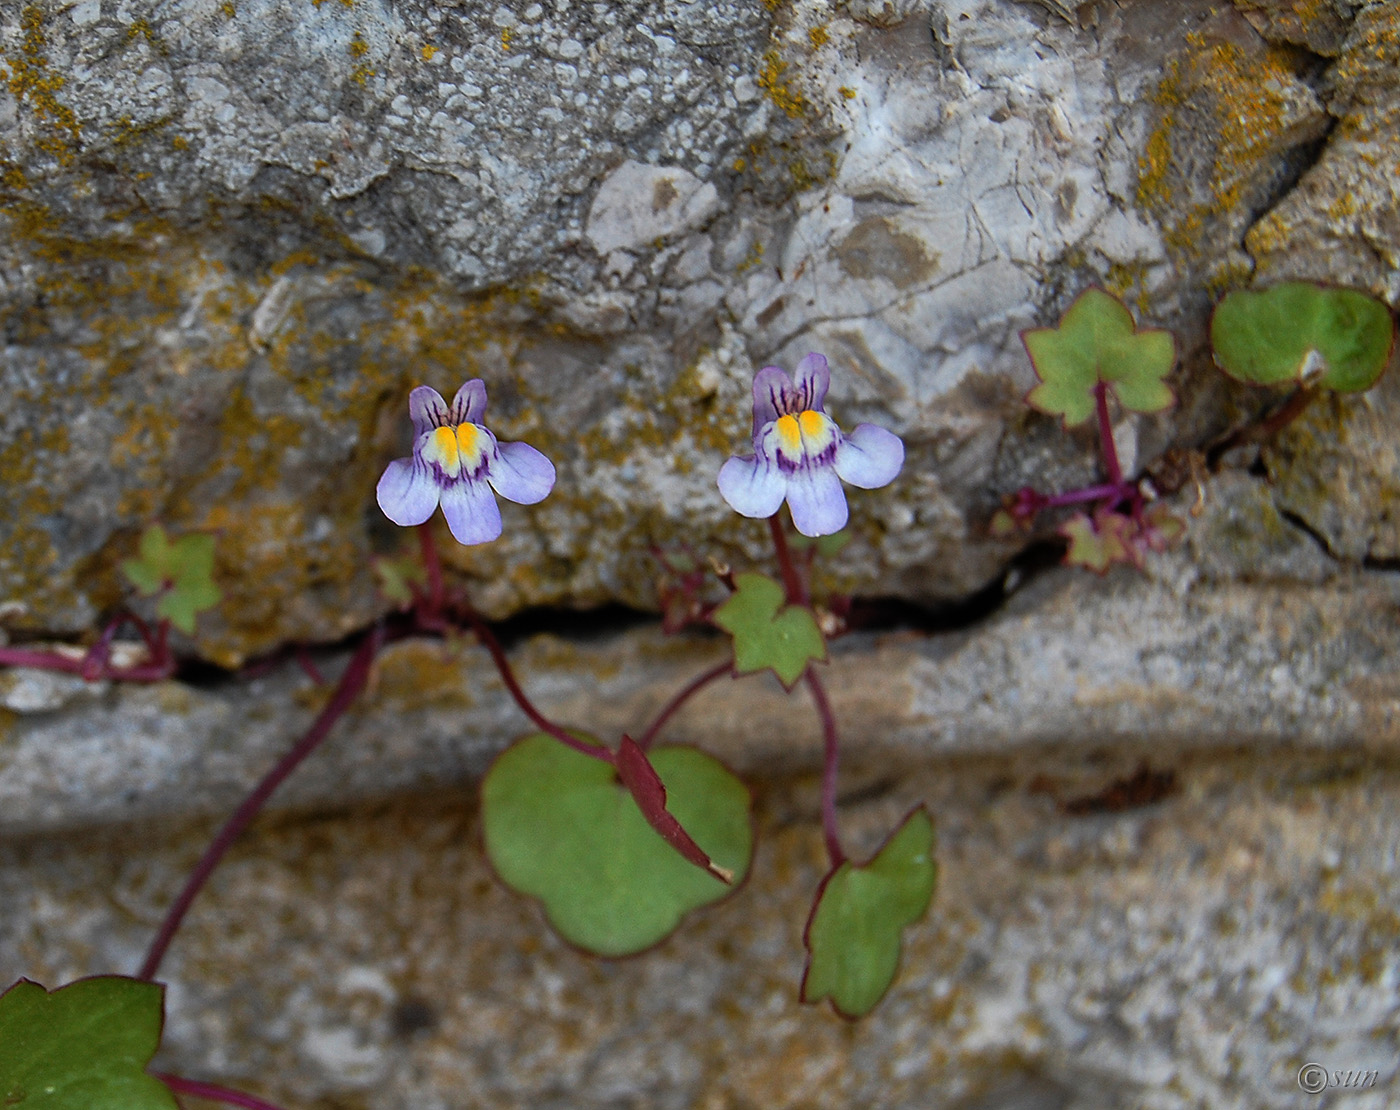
(773, 409), (837, 466)
(422, 423), (488, 479)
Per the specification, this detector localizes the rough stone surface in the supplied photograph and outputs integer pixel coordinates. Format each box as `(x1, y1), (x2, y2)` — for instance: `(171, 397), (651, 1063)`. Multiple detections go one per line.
(2, 0), (1395, 661)
(5, 492), (1400, 835)
(5, 1), (1400, 1104)
(4, 745), (1398, 1110)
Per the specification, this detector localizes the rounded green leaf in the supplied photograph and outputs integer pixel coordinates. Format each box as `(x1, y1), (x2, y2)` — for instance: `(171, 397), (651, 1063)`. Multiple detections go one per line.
(482, 734), (753, 957)
(1211, 281), (1397, 393)
(801, 807), (936, 1019)
(122, 526), (222, 634)
(1023, 288), (1176, 426)
(712, 573), (826, 688)
(0, 977), (177, 1110)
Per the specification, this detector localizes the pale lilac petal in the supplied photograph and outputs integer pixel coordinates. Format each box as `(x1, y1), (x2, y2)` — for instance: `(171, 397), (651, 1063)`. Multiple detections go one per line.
(488, 440), (556, 505)
(718, 454), (786, 519)
(450, 380), (488, 425)
(784, 465), (848, 537)
(751, 366), (795, 437)
(376, 458), (440, 526)
(833, 423), (904, 489)
(439, 477), (503, 545)
(408, 386), (450, 435)
(792, 352), (830, 413)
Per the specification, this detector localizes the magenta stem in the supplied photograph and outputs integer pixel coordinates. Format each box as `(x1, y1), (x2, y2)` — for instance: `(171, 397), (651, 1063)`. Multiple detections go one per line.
(768, 514), (807, 605)
(158, 1073), (287, 1110)
(137, 626), (386, 981)
(1041, 481), (1139, 511)
(636, 660), (733, 751)
(1094, 381), (1124, 487)
(804, 669), (845, 867)
(459, 608), (614, 764)
(417, 522), (445, 612)
(0, 644), (175, 682)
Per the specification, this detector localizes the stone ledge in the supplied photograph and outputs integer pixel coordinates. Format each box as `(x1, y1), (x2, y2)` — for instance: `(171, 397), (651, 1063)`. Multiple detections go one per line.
(3, 560), (1398, 836)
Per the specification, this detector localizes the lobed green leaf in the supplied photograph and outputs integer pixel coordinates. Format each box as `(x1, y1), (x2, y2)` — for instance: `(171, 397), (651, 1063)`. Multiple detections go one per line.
(801, 808), (936, 1018)
(1211, 281), (1396, 393)
(1024, 288), (1176, 426)
(121, 526), (222, 634)
(0, 977), (177, 1110)
(481, 733), (752, 957)
(712, 573), (826, 688)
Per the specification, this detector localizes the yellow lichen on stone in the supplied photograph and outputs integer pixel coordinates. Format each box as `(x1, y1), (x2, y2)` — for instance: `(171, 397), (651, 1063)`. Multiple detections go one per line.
(757, 50), (807, 119)
(2, 6), (81, 163)
(1136, 37), (1318, 262)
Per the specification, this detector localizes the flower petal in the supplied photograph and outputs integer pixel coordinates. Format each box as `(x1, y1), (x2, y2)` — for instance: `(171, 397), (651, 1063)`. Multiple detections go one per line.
(451, 379), (488, 425)
(751, 365), (796, 437)
(833, 423), (904, 489)
(439, 477), (504, 545)
(409, 386), (451, 434)
(792, 352), (830, 413)
(489, 440), (556, 505)
(376, 458), (440, 526)
(784, 465), (848, 537)
(718, 454), (787, 519)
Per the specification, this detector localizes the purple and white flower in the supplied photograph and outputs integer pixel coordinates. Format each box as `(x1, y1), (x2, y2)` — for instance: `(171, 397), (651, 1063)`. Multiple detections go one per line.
(376, 380), (556, 545)
(717, 353), (904, 537)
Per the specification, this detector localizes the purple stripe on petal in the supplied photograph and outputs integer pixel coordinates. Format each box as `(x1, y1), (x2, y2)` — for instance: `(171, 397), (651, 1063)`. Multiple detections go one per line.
(833, 423), (904, 489)
(409, 386), (451, 435)
(439, 476), (503, 545)
(377, 458), (440, 526)
(792, 353), (830, 412)
(489, 440), (556, 505)
(718, 454), (787, 519)
(784, 465), (848, 537)
(451, 379), (488, 425)
(751, 365), (795, 436)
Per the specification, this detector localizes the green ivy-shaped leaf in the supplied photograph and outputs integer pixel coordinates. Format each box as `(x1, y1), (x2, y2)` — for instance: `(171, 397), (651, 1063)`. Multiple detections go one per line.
(373, 555), (426, 606)
(120, 526), (221, 635)
(1060, 510), (1132, 574)
(1211, 281), (1396, 393)
(712, 573), (826, 688)
(1024, 287), (1176, 427)
(0, 977), (177, 1110)
(801, 807), (936, 1019)
(482, 733), (753, 957)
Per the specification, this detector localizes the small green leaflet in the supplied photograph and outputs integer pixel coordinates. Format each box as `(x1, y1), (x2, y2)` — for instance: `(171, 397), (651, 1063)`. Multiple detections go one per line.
(712, 573), (826, 688)
(801, 807), (936, 1019)
(481, 733), (753, 957)
(1060, 511), (1132, 573)
(0, 977), (177, 1110)
(1211, 281), (1396, 393)
(373, 555), (426, 606)
(121, 525), (222, 635)
(1023, 287), (1176, 427)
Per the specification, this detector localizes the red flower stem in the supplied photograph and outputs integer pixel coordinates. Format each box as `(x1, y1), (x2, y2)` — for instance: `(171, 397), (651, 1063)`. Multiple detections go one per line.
(768, 514), (807, 605)
(1256, 384), (1318, 440)
(458, 608), (614, 764)
(418, 522), (445, 613)
(1040, 481), (1139, 510)
(804, 669), (846, 867)
(137, 625), (387, 982)
(157, 1073), (287, 1110)
(1094, 381), (1124, 487)
(636, 660), (733, 751)
(0, 645), (175, 682)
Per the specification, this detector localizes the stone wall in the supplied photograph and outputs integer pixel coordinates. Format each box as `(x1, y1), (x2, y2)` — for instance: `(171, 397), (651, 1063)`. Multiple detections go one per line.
(3, 0), (1400, 1106)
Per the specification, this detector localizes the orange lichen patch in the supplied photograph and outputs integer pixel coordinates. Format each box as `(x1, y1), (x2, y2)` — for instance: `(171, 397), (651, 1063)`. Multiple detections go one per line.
(2, 6), (81, 162)
(1136, 36), (1322, 260)
(808, 25), (828, 49)
(350, 31), (375, 84)
(757, 50), (808, 119)
(126, 19), (167, 53)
